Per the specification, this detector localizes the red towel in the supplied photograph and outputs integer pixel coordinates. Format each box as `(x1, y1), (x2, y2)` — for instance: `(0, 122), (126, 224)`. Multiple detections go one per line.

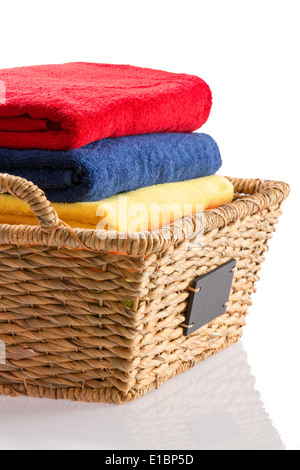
(0, 63), (212, 150)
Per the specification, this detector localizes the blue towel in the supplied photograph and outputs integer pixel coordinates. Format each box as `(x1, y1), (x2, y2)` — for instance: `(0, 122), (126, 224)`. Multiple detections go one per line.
(0, 133), (222, 203)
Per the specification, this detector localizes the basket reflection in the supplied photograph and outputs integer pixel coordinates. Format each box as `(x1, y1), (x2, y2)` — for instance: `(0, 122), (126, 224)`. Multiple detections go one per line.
(0, 342), (284, 450)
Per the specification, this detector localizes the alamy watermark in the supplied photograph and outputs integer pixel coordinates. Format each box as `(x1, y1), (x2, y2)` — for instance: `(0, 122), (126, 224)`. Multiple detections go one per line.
(96, 197), (205, 242)
(0, 341), (5, 365)
(0, 81), (6, 104)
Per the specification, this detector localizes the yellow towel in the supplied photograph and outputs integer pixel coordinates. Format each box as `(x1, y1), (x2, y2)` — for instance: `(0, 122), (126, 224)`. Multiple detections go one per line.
(0, 175), (233, 232)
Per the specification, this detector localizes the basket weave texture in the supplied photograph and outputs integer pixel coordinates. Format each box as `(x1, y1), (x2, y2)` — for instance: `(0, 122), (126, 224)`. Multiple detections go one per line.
(0, 174), (289, 404)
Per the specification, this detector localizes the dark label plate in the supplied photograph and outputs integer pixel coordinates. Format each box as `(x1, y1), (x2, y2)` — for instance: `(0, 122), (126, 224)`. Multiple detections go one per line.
(183, 259), (236, 336)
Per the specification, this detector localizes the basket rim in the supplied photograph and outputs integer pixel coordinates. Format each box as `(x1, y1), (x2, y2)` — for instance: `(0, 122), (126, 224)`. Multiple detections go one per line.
(0, 176), (290, 256)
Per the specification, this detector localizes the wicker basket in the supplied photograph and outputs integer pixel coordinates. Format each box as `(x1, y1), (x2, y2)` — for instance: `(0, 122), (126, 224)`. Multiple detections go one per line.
(0, 174), (289, 404)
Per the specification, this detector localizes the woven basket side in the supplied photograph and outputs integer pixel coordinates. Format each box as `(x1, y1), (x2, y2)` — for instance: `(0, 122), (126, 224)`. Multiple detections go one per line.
(0, 246), (154, 403)
(0, 202), (282, 403)
(125, 203), (282, 401)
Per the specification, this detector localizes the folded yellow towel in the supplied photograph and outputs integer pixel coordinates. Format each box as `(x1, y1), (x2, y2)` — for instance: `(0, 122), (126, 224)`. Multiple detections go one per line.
(0, 175), (233, 232)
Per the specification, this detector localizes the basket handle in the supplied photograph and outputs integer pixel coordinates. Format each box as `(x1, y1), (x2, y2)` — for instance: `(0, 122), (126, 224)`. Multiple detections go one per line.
(0, 173), (60, 229)
(228, 177), (290, 198)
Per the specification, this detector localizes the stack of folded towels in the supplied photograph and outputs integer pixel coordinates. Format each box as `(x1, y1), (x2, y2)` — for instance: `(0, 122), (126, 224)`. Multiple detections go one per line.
(0, 63), (233, 232)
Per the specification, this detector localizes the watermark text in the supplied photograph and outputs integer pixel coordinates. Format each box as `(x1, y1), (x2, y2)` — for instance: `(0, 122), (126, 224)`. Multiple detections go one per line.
(0, 81), (6, 104)
(96, 197), (205, 241)
(0, 340), (6, 365)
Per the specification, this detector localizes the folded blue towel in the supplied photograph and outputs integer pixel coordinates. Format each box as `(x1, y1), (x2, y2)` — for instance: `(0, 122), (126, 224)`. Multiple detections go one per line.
(0, 133), (222, 203)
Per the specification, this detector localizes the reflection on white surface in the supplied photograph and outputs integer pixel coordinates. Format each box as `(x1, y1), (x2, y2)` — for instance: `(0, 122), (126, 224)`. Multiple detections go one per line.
(0, 342), (284, 450)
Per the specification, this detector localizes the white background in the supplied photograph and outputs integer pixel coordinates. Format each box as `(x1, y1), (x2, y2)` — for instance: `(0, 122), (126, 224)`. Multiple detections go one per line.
(0, 0), (299, 450)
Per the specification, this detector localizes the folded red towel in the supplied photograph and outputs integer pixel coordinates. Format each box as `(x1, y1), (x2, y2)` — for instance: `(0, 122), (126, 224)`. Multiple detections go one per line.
(0, 63), (212, 150)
